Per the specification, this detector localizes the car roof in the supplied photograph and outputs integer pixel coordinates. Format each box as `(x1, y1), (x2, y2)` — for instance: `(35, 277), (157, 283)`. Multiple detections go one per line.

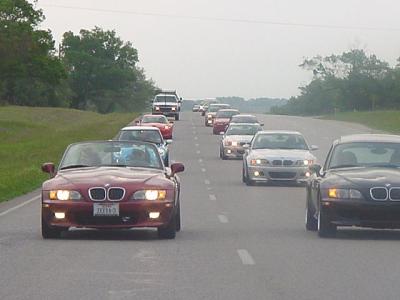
(218, 109), (239, 112)
(142, 114), (167, 118)
(256, 130), (303, 135)
(228, 123), (261, 126)
(121, 126), (161, 131)
(232, 114), (257, 118)
(335, 134), (400, 145)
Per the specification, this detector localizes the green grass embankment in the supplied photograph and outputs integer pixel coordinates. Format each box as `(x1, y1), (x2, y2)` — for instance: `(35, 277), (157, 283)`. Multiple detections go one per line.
(323, 110), (400, 134)
(0, 106), (137, 202)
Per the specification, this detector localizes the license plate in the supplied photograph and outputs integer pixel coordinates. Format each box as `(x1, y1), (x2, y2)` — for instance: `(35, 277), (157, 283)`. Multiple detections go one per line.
(93, 203), (119, 216)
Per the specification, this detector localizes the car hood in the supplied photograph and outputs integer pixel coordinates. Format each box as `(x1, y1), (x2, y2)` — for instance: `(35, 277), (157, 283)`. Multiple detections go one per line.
(324, 167), (400, 188)
(224, 135), (253, 143)
(43, 167), (172, 190)
(249, 149), (314, 160)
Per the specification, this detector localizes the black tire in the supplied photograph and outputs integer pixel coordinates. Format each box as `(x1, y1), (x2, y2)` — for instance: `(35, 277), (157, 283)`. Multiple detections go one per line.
(42, 218), (63, 239)
(317, 207), (337, 238)
(158, 214), (177, 239)
(244, 164), (255, 186)
(242, 167), (246, 183)
(305, 194), (318, 231)
(175, 114), (179, 121)
(175, 203), (181, 232)
(220, 147), (227, 160)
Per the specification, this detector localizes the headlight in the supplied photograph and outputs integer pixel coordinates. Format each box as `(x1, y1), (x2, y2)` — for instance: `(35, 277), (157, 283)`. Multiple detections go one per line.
(207, 114), (212, 119)
(132, 190), (167, 201)
(155, 106), (160, 111)
(303, 159), (314, 166)
(327, 188), (363, 199)
(250, 159), (269, 165)
(164, 125), (170, 130)
(231, 141), (238, 146)
(49, 190), (82, 201)
(171, 107), (176, 111)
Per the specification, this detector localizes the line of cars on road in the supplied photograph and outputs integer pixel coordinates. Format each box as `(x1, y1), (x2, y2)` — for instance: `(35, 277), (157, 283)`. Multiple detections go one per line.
(194, 103), (400, 238)
(40, 109), (184, 240)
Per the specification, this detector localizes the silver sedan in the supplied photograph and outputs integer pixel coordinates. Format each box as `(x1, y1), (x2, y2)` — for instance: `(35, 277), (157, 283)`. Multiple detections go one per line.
(242, 130), (318, 185)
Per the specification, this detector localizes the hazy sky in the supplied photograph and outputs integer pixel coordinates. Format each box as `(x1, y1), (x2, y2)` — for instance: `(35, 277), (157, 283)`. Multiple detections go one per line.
(35, 0), (400, 99)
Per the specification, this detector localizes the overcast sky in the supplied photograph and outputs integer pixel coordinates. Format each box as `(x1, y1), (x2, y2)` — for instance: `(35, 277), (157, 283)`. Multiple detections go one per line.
(35, 0), (400, 100)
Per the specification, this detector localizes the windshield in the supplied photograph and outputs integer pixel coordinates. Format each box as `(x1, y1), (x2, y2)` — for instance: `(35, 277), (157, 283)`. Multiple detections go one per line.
(231, 116), (258, 123)
(216, 110), (239, 118)
(155, 95), (177, 102)
(252, 133), (309, 150)
(329, 142), (400, 169)
(208, 105), (230, 112)
(59, 141), (163, 170)
(116, 130), (163, 144)
(226, 124), (261, 136)
(141, 115), (168, 124)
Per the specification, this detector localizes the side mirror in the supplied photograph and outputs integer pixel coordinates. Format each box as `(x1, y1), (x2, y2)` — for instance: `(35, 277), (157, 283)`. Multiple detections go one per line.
(310, 145), (319, 151)
(165, 139), (173, 145)
(170, 162), (185, 174)
(259, 123), (264, 126)
(42, 162), (55, 176)
(309, 164), (322, 175)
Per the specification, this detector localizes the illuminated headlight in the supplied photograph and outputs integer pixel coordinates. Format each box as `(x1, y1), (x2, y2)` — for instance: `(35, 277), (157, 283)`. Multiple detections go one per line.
(155, 106), (160, 111)
(327, 188), (363, 199)
(132, 190), (167, 201)
(207, 120), (212, 124)
(49, 190), (82, 201)
(207, 114), (212, 119)
(231, 141), (238, 146)
(171, 107), (176, 111)
(303, 159), (314, 166)
(164, 125), (170, 130)
(250, 159), (269, 165)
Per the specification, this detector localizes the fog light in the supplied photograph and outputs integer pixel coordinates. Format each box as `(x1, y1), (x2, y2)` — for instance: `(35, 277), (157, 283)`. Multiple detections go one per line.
(149, 212), (160, 219)
(254, 171), (260, 177)
(54, 212), (65, 219)
(227, 149), (232, 154)
(208, 120), (212, 124)
(305, 171), (311, 177)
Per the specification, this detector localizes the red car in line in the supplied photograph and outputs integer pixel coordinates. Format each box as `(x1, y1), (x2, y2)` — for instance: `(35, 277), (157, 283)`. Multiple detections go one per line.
(41, 140), (184, 239)
(212, 109), (240, 135)
(139, 114), (174, 139)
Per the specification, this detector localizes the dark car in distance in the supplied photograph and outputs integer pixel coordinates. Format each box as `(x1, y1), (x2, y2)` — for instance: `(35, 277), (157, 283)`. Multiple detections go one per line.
(41, 141), (184, 239)
(306, 134), (400, 237)
(212, 109), (240, 135)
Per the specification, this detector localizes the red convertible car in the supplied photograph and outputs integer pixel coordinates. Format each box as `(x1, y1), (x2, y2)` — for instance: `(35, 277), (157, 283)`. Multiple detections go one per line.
(41, 140), (184, 239)
(139, 114), (174, 139)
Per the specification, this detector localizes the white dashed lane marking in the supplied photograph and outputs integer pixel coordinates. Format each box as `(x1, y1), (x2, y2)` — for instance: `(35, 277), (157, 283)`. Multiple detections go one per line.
(201, 168), (206, 172)
(237, 249), (255, 265)
(196, 150), (201, 154)
(198, 158), (203, 163)
(0, 195), (40, 217)
(218, 214), (229, 223)
(209, 194), (216, 201)
(204, 179), (211, 185)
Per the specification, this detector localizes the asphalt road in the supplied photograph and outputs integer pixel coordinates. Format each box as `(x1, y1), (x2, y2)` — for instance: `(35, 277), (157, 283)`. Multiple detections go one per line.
(2, 112), (400, 300)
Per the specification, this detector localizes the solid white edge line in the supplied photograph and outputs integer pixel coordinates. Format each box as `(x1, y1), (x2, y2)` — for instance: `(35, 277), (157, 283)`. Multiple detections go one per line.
(237, 249), (255, 265)
(0, 195), (40, 217)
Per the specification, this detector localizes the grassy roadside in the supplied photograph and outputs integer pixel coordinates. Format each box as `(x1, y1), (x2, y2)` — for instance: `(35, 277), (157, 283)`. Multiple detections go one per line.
(323, 110), (400, 134)
(0, 106), (137, 203)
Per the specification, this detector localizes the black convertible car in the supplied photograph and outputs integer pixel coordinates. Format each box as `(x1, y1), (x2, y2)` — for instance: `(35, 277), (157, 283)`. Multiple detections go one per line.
(306, 134), (400, 237)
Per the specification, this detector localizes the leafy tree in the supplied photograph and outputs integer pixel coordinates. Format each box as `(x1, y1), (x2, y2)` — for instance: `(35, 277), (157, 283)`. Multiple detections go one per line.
(61, 27), (157, 113)
(0, 0), (67, 106)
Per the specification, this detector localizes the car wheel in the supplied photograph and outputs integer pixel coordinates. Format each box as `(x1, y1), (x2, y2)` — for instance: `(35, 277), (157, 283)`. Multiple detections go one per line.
(42, 218), (63, 239)
(158, 214), (177, 239)
(244, 164), (255, 186)
(242, 167), (246, 183)
(317, 207), (336, 238)
(175, 114), (179, 121)
(175, 202), (181, 232)
(305, 194), (317, 231)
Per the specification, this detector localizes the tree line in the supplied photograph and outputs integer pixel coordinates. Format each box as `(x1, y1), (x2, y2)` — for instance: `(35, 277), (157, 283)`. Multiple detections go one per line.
(0, 0), (158, 113)
(271, 49), (400, 115)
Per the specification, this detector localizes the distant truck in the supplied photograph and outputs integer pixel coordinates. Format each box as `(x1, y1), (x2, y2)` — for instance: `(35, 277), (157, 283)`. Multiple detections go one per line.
(152, 91), (182, 120)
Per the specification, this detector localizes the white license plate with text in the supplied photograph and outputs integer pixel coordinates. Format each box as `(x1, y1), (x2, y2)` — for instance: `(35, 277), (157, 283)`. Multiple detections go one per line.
(93, 203), (119, 216)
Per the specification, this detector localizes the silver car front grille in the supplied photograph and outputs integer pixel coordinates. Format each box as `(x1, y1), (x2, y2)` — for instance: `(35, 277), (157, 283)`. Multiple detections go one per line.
(272, 159), (294, 167)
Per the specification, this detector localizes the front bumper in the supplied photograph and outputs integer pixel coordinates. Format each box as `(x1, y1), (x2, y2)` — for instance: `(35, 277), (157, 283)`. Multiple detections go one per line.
(213, 123), (228, 134)
(222, 146), (245, 158)
(42, 200), (175, 229)
(321, 200), (400, 228)
(247, 166), (310, 182)
(205, 118), (214, 126)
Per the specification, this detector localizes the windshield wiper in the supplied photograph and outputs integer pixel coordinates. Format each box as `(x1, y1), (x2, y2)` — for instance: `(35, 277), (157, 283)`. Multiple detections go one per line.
(60, 164), (91, 170)
(330, 164), (362, 169)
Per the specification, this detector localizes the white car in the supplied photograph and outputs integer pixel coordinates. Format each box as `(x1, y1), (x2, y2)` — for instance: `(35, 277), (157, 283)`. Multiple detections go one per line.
(242, 130), (318, 185)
